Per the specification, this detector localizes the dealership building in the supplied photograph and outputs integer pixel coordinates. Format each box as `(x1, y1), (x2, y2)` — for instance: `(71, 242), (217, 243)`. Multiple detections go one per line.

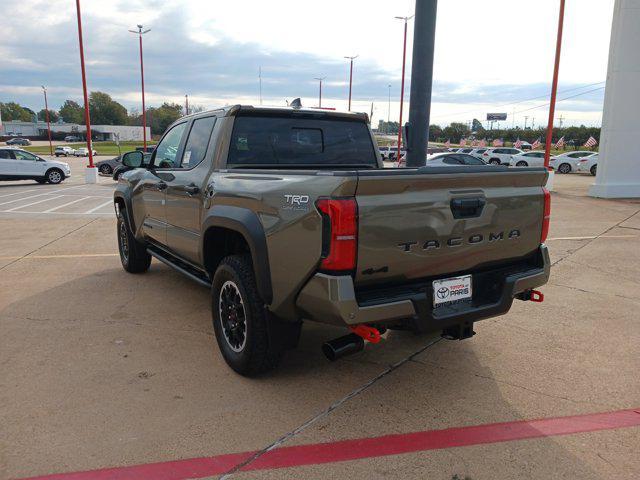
(1, 120), (150, 141)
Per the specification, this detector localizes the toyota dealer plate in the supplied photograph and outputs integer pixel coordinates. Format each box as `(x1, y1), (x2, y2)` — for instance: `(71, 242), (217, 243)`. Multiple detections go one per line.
(433, 275), (472, 307)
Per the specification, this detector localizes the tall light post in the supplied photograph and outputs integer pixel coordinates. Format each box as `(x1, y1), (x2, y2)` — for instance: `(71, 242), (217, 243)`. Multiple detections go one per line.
(129, 24), (150, 150)
(344, 55), (358, 111)
(74, 0), (95, 172)
(314, 77), (325, 108)
(394, 15), (414, 162)
(185, 94), (189, 116)
(544, 0), (566, 169)
(41, 86), (53, 157)
(387, 84), (391, 130)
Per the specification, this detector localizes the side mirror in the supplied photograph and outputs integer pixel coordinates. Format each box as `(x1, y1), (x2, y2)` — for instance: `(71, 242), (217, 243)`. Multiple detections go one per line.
(122, 151), (144, 168)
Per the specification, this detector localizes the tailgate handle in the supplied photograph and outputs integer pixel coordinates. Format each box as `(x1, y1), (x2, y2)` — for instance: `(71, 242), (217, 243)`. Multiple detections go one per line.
(450, 197), (486, 219)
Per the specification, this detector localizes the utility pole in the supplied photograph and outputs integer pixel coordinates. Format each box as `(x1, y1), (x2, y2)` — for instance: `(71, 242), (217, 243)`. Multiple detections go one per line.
(387, 84), (391, 133)
(185, 94), (189, 116)
(558, 114), (564, 128)
(129, 24), (150, 150)
(75, 0), (95, 172)
(394, 14), (414, 163)
(524, 116), (529, 129)
(532, 117), (535, 129)
(314, 77), (325, 108)
(41, 86), (53, 157)
(259, 67), (263, 105)
(344, 55), (358, 111)
(406, 1), (438, 167)
(544, 0), (566, 168)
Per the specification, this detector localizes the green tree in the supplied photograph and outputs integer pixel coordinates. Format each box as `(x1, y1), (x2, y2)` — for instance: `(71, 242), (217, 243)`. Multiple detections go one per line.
(442, 122), (470, 142)
(428, 124), (443, 142)
(59, 100), (84, 124)
(472, 118), (485, 134)
(88, 91), (127, 125)
(147, 103), (183, 135)
(0, 102), (33, 122)
(38, 109), (59, 123)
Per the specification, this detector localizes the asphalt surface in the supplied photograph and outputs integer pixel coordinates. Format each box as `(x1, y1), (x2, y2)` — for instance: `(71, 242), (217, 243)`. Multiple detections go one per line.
(0, 173), (639, 479)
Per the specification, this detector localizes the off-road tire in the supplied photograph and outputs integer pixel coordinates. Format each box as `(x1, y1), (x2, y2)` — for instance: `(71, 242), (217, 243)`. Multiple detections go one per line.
(212, 254), (282, 376)
(117, 210), (151, 273)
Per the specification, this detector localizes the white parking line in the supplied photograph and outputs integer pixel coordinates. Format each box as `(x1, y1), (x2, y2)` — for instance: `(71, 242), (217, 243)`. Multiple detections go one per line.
(0, 210), (112, 216)
(0, 189), (40, 199)
(43, 196), (91, 213)
(84, 200), (113, 214)
(5, 195), (65, 212)
(0, 192), (52, 207)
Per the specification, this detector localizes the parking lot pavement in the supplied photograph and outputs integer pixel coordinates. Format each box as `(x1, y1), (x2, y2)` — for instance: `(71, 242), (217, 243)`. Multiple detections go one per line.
(1, 175), (639, 480)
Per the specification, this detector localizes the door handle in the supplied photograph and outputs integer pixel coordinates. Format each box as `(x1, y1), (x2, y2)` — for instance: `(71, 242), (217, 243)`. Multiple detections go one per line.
(156, 181), (167, 191)
(182, 184), (200, 195)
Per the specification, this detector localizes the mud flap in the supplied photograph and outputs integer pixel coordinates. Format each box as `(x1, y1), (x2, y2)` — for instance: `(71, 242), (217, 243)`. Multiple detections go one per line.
(266, 314), (302, 353)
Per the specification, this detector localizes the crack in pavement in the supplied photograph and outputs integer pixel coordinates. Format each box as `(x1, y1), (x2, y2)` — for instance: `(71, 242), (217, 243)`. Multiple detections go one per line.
(0, 217), (99, 272)
(410, 358), (618, 410)
(548, 281), (640, 303)
(219, 336), (443, 479)
(551, 208), (640, 267)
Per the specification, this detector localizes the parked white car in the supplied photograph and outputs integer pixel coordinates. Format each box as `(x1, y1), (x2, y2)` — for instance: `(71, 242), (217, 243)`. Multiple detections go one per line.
(0, 147), (71, 184)
(576, 154), (598, 176)
(481, 147), (523, 165)
(549, 151), (596, 174)
(74, 147), (97, 157)
(510, 151), (546, 167)
(469, 148), (489, 158)
(55, 146), (75, 157)
(379, 146), (397, 160)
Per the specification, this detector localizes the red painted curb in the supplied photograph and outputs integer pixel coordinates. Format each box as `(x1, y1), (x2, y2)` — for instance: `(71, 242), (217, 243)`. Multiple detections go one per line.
(19, 408), (640, 480)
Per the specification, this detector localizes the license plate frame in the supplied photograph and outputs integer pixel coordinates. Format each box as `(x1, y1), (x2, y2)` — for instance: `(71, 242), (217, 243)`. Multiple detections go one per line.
(432, 274), (473, 308)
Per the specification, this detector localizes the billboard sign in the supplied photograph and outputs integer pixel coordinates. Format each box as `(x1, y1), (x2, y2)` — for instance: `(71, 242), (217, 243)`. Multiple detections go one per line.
(487, 113), (507, 121)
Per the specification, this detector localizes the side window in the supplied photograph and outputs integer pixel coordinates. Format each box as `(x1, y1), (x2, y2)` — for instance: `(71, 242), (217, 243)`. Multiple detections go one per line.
(494, 149), (504, 154)
(13, 150), (38, 161)
(461, 154), (484, 165)
(568, 152), (582, 158)
(443, 155), (462, 165)
(154, 122), (187, 168)
(180, 116), (217, 169)
(0, 150), (13, 159)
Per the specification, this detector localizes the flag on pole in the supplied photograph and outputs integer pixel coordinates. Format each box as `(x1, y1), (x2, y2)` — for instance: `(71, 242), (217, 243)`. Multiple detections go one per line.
(444, 139), (450, 147)
(492, 138), (503, 147)
(479, 139), (487, 147)
(514, 138), (523, 148)
(555, 136), (565, 149)
(531, 137), (542, 149)
(584, 136), (598, 148)
(460, 138), (467, 146)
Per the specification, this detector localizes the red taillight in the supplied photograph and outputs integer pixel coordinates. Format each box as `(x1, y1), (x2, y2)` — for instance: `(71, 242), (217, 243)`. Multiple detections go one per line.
(483, 152), (488, 156)
(541, 187), (551, 243)
(315, 198), (357, 273)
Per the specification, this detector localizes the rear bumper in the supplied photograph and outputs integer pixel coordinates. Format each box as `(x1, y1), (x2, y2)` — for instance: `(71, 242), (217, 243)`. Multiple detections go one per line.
(296, 245), (550, 329)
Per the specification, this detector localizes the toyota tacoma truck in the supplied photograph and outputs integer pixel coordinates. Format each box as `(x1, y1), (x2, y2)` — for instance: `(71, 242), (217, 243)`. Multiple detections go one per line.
(113, 105), (551, 376)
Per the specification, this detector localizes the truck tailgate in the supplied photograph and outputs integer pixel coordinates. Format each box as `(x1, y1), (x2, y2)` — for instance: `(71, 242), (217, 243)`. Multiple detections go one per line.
(354, 167), (547, 287)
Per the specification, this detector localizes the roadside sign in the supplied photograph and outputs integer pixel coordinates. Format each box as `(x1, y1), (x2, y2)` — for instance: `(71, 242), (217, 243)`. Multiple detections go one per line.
(487, 113), (507, 121)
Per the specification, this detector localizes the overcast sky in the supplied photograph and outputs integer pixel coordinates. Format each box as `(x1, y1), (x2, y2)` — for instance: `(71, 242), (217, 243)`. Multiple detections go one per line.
(0, 0), (615, 127)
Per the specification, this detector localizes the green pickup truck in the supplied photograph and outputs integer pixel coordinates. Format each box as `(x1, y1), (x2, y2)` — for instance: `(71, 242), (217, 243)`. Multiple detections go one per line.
(114, 105), (550, 376)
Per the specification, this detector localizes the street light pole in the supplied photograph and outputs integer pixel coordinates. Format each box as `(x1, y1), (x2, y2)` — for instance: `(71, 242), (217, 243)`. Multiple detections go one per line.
(74, 0), (94, 170)
(544, 0), (566, 168)
(344, 55), (358, 111)
(185, 94), (189, 116)
(129, 25), (150, 150)
(313, 77), (325, 108)
(41, 86), (53, 157)
(394, 15), (414, 163)
(387, 84), (391, 131)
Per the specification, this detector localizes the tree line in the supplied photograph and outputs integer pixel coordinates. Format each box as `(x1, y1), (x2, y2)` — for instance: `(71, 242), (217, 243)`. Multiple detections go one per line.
(377, 118), (601, 149)
(0, 92), (191, 136)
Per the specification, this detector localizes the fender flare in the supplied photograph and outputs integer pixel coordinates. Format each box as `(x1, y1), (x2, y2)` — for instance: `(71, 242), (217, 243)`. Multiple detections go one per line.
(113, 190), (135, 233)
(202, 205), (273, 305)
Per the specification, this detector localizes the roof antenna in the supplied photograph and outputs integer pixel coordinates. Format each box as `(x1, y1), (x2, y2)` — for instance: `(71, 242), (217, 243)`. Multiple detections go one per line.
(290, 98), (302, 109)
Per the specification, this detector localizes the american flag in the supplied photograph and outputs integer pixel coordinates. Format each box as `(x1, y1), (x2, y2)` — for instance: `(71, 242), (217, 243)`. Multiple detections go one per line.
(555, 136), (565, 148)
(531, 137), (542, 149)
(584, 136), (598, 148)
(471, 139), (478, 147)
(492, 138), (503, 147)
(479, 139), (487, 147)
(444, 139), (450, 147)
(514, 138), (523, 148)
(460, 138), (467, 146)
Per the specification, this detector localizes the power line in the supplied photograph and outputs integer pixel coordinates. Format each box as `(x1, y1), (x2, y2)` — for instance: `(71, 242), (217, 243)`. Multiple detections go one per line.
(512, 86), (605, 115)
(431, 81), (605, 120)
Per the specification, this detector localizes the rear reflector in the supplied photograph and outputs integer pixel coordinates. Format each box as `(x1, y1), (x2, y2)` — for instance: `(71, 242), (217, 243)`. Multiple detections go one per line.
(316, 198), (357, 273)
(541, 187), (551, 243)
